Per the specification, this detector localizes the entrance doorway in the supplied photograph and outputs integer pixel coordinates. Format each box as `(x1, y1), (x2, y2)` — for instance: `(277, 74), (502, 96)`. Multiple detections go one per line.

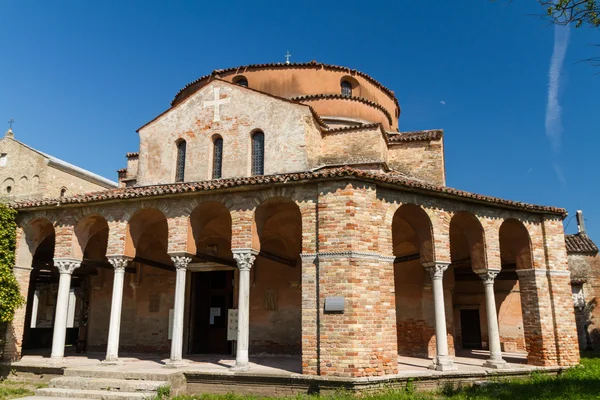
(190, 270), (234, 354)
(460, 309), (482, 349)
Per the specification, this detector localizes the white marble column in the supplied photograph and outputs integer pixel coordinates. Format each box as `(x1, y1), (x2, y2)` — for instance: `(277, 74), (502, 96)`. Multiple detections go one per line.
(479, 270), (507, 369)
(103, 257), (130, 364)
(424, 262), (456, 371)
(233, 252), (256, 369)
(50, 259), (81, 361)
(167, 255), (191, 366)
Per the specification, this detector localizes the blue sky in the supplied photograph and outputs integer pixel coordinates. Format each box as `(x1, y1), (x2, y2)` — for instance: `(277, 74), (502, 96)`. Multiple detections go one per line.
(1, 1), (599, 241)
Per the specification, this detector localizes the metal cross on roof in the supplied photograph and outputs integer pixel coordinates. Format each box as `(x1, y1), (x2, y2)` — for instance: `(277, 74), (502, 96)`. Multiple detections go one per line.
(8, 118), (14, 129)
(285, 51), (291, 64)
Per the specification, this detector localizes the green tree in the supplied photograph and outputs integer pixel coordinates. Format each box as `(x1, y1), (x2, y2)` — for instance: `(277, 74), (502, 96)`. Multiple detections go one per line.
(539, 0), (600, 27)
(0, 205), (24, 323)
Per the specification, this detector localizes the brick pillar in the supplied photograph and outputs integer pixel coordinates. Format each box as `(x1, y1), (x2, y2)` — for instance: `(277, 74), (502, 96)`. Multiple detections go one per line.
(2, 265), (33, 361)
(548, 271), (580, 366)
(300, 254), (318, 375)
(516, 269), (558, 366)
(542, 217), (580, 366)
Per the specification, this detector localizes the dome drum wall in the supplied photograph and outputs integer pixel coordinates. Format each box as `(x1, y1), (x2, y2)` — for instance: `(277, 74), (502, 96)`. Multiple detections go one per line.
(174, 64), (400, 131)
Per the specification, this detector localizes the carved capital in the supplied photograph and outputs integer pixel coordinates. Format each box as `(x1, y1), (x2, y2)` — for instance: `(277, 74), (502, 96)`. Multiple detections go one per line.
(479, 270), (500, 285)
(107, 257), (131, 273)
(54, 259), (81, 275)
(423, 262), (449, 280)
(171, 256), (192, 271)
(233, 253), (256, 272)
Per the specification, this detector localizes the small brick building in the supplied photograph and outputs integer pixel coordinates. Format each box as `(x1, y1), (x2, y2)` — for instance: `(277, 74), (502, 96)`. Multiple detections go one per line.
(4, 62), (580, 376)
(0, 128), (117, 202)
(566, 211), (600, 352)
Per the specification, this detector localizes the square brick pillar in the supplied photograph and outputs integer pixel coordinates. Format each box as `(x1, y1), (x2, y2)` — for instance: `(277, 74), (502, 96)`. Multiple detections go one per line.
(547, 272), (580, 366)
(316, 254), (398, 377)
(2, 265), (33, 361)
(517, 269), (558, 366)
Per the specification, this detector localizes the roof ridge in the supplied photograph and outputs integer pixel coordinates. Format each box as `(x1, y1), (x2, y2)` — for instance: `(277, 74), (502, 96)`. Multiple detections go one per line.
(10, 166), (566, 216)
(10, 138), (117, 188)
(290, 94), (393, 125)
(171, 62), (400, 110)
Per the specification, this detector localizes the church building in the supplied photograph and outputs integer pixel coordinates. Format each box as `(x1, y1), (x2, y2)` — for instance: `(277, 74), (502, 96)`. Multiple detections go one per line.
(5, 61), (580, 377)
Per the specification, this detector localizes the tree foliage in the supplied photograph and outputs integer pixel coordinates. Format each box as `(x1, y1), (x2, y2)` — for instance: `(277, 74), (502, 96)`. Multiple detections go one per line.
(540, 0), (600, 28)
(0, 205), (24, 323)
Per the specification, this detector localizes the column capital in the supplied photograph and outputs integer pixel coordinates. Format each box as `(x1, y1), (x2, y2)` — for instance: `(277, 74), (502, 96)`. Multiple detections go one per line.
(478, 269), (500, 285)
(233, 251), (256, 272)
(54, 258), (81, 275)
(107, 256), (132, 272)
(171, 255), (192, 271)
(422, 261), (450, 280)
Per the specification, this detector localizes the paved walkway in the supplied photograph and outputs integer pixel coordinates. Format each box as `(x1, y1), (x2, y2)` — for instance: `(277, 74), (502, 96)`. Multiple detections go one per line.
(10, 349), (535, 377)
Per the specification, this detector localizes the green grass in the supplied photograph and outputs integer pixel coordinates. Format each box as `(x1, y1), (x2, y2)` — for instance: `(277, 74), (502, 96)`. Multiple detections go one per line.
(0, 380), (35, 399)
(172, 357), (600, 400)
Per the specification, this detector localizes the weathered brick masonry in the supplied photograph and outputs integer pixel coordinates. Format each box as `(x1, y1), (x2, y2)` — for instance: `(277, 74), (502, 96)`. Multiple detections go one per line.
(3, 62), (581, 377)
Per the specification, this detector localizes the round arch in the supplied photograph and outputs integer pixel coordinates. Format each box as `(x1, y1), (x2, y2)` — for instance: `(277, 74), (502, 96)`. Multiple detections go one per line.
(450, 211), (487, 271)
(188, 201), (232, 258)
(392, 203), (435, 263)
(499, 219), (533, 270)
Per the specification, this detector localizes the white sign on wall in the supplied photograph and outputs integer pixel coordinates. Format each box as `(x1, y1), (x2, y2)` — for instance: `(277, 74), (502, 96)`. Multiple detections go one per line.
(227, 309), (238, 341)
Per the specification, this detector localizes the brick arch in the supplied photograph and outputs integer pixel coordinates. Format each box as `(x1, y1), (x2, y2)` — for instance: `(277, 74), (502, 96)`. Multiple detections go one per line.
(499, 218), (533, 270)
(392, 203), (435, 264)
(16, 217), (55, 268)
(187, 201), (232, 258)
(450, 211), (487, 271)
(72, 213), (109, 261)
(124, 207), (170, 264)
(252, 196), (302, 256)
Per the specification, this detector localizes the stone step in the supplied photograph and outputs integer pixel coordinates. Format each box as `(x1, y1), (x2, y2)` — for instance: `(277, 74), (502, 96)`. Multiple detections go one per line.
(49, 376), (167, 392)
(20, 397), (91, 400)
(63, 368), (175, 381)
(36, 388), (156, 400)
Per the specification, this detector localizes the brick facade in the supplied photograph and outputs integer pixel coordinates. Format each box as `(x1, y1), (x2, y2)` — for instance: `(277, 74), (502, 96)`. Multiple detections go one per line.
(6, 179), (581, 375)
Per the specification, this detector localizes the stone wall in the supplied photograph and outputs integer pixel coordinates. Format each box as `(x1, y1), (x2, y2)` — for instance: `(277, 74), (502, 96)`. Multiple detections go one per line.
(0, 136), (113, 202)
(387, 138), (445, 186)
(136, 81), (320, 186)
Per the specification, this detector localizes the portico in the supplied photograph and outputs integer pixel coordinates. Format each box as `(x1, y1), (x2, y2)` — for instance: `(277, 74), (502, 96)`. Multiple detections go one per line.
(5, 169), (580, 378)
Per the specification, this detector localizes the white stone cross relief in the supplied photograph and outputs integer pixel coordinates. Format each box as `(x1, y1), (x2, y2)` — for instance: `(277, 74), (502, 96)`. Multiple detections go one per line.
(203, 87), (230, 122)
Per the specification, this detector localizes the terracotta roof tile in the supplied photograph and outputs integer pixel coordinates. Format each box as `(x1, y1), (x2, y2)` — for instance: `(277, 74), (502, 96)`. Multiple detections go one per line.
(389, 129), (443, 143)
(126, 152), (139, 158)
(291, 94), (393, 125)
(172, 61), (400, 111)
(323, 123), (383, 134)
(10, 166), (567, 216)
(565, 233), (599, 254)
(117, 168), (127, 173)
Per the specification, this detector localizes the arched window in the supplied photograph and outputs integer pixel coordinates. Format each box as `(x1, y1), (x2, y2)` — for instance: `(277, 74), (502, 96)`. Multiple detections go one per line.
(341, 80), (352, 97)
(175, 140), (186, 182)
(251, 131), (264, 176)
(213, 137), (223, 179)
(6, 186), (11, 194)
(234, 75), (248, 87)
(60, 187), (67, 197)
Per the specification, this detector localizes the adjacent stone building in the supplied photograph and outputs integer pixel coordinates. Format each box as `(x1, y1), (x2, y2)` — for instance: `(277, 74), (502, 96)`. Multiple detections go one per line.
(4, 62), (581, 377)
(566, 211), (600, 352)
(0, 128), (117, 202)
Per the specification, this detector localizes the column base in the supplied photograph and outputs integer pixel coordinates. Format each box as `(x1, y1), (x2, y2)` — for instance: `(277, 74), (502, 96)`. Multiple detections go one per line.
(483, 359), (507, 369)
(101, 358), (120, 366)
(429, 357), (457, 371)
(230, 363), (250, 372)
(164, 360), (184, 368)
